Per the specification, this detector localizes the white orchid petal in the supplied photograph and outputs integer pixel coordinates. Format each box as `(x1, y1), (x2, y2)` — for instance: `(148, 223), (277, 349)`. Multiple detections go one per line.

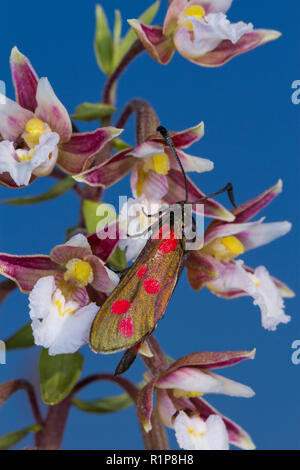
(174, 411), (229, 450)
(157, 368), (224, 394)
(238, 221), (292, 251)
(175, 12), (253, 59)
(29, 276), (98, 355)
(35, 77), (72, 143)
(65, 233), (91, 249)
(208, 260), (291, 331)
(0, 131), (58, 186)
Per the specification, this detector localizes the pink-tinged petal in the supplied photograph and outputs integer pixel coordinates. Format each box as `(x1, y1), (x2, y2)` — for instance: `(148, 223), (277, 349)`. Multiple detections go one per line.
(163, 349), (256, 375)
(137, 378), (158, 432)
(10, 47), (38, 112)
(193, 396), (255, 450)
(168, 149), (214, 174)
(163, 0), (186, 36)
(186, 252), (219, 290)
(50, 244), (91, 266)
(129, 141), (163, 159)
(0, 96), (33, 141)
(187, 29), (281, 67)
(204, 218), (264, 245)
(85, 255), (116, 293)
(127, 21), (175, 65)
(75, 153), (136, 187)
(35, 77), (72, 143)
(198, 0), (233, 14)
(88, 223), (120, 262)
(142, 170), (169, 201)
(58, 127), (123, 175)
(164, 170), (235, 221)
(237, 221), (292, 252)
(157, 389), (177, 428)
(157, 367), (254, 397)
(0, 254), (58, 293)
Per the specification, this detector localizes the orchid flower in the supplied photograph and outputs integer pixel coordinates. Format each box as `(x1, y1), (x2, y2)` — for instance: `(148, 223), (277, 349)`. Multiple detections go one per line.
(75, 122), (235, 222)
(186, 180), (294, 330)
(118, 196), (167, 262)
(0, 47), (122, 187)
(138, 349), (256, 450)
(0, 232), (120, 355)
(29, 276), (100, 355)
(0, 232), (119, 303)
(128, 0), (281, 67)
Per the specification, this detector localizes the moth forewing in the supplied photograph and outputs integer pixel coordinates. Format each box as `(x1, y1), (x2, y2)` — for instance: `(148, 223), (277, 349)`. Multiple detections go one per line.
(89, 214), (185, 355)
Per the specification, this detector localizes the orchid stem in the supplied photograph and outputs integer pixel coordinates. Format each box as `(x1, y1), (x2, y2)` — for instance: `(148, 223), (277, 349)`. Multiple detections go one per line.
(103, 40), (145, 106)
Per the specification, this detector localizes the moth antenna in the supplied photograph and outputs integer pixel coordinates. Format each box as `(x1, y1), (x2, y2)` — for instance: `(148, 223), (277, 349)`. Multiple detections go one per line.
(191, 182), (237, 208)
(157, 125), (189, 203)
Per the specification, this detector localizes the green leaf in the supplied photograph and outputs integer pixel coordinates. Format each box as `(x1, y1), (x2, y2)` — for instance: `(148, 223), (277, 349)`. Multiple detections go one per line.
(113, 138), (131, 151)
(39, 349), (84, 405)
(82, 200), (117, 234)
(0, 424), (42, 450)
(72, 392), (133, 414)
(2, 177), (75, 206)
(119, 1), (160, 62)
(108, 246), (127, 271)
(112, 9), (122, 69)
(94, 4), (114, 75)
(5, 323), (34, 350)
(72, 102), (116, 122)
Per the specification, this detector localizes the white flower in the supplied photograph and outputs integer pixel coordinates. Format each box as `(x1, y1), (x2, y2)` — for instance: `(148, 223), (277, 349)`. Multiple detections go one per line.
(29, 276), (99, 355)
(174, 411), (229, 450)
(177, 11), (253, 58)
(0, 132), (59, 186)
(209, 260), (291, 331)
(118, 196), (166, 262)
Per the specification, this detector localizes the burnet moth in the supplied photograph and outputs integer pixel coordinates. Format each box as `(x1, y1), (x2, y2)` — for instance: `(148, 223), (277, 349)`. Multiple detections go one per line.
(89, 126), (236, 375)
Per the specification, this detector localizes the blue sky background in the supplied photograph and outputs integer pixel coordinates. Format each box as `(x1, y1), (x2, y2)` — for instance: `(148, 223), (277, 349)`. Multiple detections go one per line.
(0, 0), (299, 450)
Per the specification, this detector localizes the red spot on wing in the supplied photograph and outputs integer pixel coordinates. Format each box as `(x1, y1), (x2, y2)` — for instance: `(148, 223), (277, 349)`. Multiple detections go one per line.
(144, 278), (160, 294)
(159, 237), (178, 254)
(153, 224), (170, 240)
(111, 299), (131, 315)
(119, 317), (134, 338)
(137, 264), (148, 279)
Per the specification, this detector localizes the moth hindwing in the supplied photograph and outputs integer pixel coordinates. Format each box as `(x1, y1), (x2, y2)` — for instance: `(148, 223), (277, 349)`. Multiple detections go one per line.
(89, 215), (185, 354)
